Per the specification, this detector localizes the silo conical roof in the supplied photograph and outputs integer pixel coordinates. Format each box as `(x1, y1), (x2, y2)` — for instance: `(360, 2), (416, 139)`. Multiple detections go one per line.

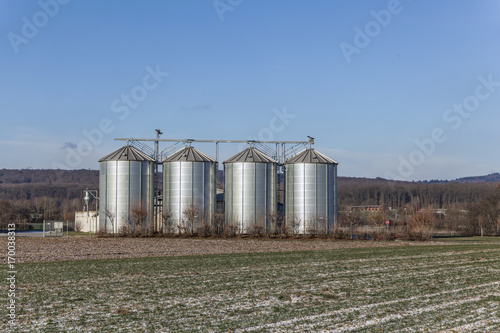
(223, 147), (277, 164)
(285, 148), (338, 164)
(98, 145), (154, 162)
(162, 146), (216, 163)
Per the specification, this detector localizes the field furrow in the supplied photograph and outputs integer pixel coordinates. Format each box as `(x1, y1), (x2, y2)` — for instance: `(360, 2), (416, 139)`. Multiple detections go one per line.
(2, 238), (500, 332)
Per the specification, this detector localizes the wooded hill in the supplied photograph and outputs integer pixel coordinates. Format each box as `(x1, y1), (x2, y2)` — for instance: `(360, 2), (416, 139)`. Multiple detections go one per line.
(336, 174), (500, 209)
(0, 169), (98, 185)
(0, 169), (98, 201)
(0, 169), (499, 209)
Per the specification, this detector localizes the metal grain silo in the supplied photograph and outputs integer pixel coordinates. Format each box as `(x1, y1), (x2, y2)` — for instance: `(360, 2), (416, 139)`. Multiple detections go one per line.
(98, 146), (154, 233)
(162, 146), (216, 234)
(224, 147), (277, 233)
(285, 149), (337, 234)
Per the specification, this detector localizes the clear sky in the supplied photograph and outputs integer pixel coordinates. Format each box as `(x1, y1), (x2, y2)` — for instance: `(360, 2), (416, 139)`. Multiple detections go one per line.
(1, 0), (500, 181)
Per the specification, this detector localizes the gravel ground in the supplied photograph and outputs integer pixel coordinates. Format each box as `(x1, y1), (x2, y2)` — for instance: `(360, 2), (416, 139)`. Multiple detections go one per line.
(0, 236), (443, 263)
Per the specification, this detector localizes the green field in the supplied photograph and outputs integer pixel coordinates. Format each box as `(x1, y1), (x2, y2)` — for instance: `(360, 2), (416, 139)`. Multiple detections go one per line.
(3, 240), (500, 332)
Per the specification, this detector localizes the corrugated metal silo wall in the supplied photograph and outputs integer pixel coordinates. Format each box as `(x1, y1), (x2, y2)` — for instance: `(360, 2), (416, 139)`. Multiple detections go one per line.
(285, 163), (337, 234)
(162, 161), (216, 232)
(224, 162), (277, 233)
(99, 161), (154, 232)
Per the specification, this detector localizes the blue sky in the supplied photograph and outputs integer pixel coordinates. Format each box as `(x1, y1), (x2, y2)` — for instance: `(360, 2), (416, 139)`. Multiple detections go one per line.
(1, 0), (500, 180)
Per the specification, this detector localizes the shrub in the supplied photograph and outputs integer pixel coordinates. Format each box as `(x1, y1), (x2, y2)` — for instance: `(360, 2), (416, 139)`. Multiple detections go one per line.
(408, 211), (434, 241)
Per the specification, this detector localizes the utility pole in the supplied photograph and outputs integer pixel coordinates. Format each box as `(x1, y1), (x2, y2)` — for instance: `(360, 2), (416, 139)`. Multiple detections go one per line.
(154, 129), (162, 232)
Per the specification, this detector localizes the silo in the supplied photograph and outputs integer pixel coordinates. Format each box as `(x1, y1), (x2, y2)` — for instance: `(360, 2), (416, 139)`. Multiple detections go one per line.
(285, 149), (338, 234)
(224, 147), (277, 233)
(162, 146), (216, 234)
(98, 146), (154, 233)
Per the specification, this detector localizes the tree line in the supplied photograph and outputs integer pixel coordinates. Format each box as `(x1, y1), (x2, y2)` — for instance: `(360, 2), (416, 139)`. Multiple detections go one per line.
(338, 182), (496, 210)
(1, 168), (500, 237)
(0, 169), (98, 185)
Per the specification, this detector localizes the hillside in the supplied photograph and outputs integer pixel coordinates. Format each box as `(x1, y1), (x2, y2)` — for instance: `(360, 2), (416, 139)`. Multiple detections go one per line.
(3, 169), (498, 188)
(1, 169), (499, 210)
(0, 169), (99, 186)
(453, 173), (500, 183)
(0, 169), (415, 192)
(337, 177), (412, 188)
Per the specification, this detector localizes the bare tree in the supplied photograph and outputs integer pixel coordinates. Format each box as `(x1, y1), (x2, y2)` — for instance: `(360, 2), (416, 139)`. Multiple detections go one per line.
(479, 193), (500, 236)
(306, 218), (317, 235)
(408, 209), (434, 241)
(182, 203), (199, 235)
(199, 217), (212, 237)
(289, 215), (301, 235)
(306, 216), (327, 236)
(368, 207), (388, 229)
(466, 194), (499, 237)
(213, 213), (225, 235)
(477, 215), (486, 237)
(32, 197), (44, 220)
(0, 200), (15, 229)
(277, 212), (286, 235)
(265, 213), (279, 235)
(273, 212), (286, 235)
(33, 196), (56, 221)
(131, 202), (149, 235)
(224, 219), (238, 238)
(12, 200), (30, 230)
(106, 209), (116, 234)
(315, 216), (328, 236)
(161, 208), (172, 234)
(47, 198), (58, 220)
(250, 217), (265, 237)
(61, 198), (80, 224)
(366, 206), (389, 239)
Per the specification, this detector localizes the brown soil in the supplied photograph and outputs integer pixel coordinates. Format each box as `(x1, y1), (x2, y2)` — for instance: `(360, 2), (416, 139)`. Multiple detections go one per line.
(0, 236), (440, 263)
